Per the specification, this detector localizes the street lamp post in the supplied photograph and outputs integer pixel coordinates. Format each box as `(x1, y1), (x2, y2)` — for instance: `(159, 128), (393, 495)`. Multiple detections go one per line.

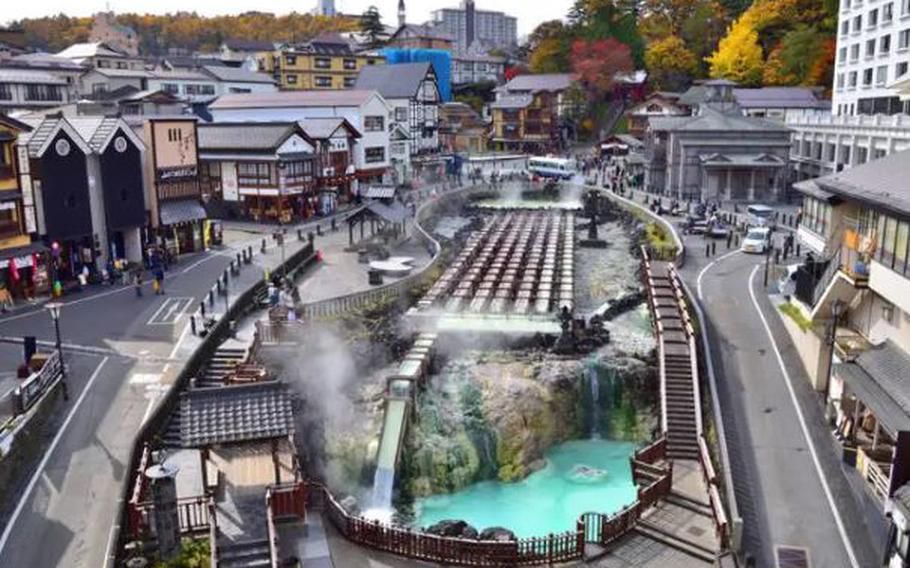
(823, 298), (844, 420)
(45, 301), (69, 401)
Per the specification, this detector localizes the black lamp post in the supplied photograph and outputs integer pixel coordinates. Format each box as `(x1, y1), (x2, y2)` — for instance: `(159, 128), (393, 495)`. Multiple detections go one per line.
(45, 301), (68, 401)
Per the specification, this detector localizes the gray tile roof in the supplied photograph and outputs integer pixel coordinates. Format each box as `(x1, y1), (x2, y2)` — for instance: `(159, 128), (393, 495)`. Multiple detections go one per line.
(354, 62), (432, 100)
(649, 106), (791, 133)
(836, 340), (910, 435)
(811, 149), (910, 216)
(298, 117), (360, 139)
(67, 117), (120, 152)
(733, 87), (827, 109)
(677, 85), (707, 107)
(201, 65), (275, 84)
(0, 68), (69, 85)
(210, 89), (379, 110)
(180, 381), (294, 447)
(502, 73), (574, 93)
(197, 122), (299, 151)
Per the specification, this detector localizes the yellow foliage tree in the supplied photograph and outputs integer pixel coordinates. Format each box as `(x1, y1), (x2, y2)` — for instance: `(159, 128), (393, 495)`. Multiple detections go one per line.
(706, 18), (764, 86)
(645, 36), (699, 90)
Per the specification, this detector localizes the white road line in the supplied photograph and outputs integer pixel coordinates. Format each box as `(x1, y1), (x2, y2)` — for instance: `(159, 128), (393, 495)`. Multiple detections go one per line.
(0, 356), (110, 556)
(167, 322), (192, 361)
(103, 520), (120, 568)
(748, 266), (860, 568)
(696, 248), (742, 301)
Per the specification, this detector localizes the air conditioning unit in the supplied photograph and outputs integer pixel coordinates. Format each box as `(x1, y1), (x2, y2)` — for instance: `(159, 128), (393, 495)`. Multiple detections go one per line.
(323, 167), (335, 176)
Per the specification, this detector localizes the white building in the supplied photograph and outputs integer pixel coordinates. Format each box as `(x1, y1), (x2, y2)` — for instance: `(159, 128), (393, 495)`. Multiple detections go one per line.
(0, 68), (76, 113)
(208, 90), (392, 186)
(57, 42), (144, 71)
(832, 0), (910, 116)
(788, 111), (910, 181)
(79, 66), (276, 101)
(430, 0), (517, 52)
(451, 52), (506, 85)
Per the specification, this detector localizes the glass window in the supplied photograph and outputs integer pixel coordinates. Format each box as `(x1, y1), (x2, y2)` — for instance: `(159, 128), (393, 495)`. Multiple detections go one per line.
(895, 221), (909, 273)
(881, 34), (892, 53)
(884, 2), (894, 21)
(365, 146), (385, 163)
(315, 76), (332, 87)
(900, 29), (910, 49)
(364, 116), (385, 132)
(881, 215), (897, 267)
(867, 38), (876, 56)
(315, 57), (331, 69)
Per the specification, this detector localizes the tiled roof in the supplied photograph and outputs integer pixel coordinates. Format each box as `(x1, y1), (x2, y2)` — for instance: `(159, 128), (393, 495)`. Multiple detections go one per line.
(502, 73), (574, 93)
(6, 52), (85, 71)
(197, 122), (301, 151)
(57, 42), (129, 59)
(201, 65), (275, 84)
(180, 381), (295, 447)
(210, 89), (379, 110)
(809, 149), (910, 216)
(298, 117), (361, 139)
(67, 117), (120, 151)
(649, 106), (791, 133)
(836, 340), (910, 435)
(223, 38), (275, 52)
(733, 87), (827, 109)
(354, 62), (432, 100)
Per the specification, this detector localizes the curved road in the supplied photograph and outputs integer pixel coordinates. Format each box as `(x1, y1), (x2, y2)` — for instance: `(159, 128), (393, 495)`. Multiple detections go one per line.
(676, 230), (880, 567)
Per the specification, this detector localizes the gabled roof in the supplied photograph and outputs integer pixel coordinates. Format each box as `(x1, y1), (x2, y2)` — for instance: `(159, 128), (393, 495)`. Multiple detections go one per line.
(298, 117), (361, 139)
(197, 122), (313, 151)
(389, 23), (454, 43)
(354, 61), (433, 100)
(7, 52), (85, 71)
(23, 117), (92, 158)
(210, 89), (382, 110)
(84, 68), (153, 79)
(179, 381), (295, 447)
(57, 42), (130, 60)
(200, 65), (275, 84)
(732, 87), (827, 109)
(796, 149), (910, 217)
(22, 116), (143, 157)
(0, 112), (32, 133)
(501, 73), (574, 93)
(836, 340), (910, 435)
(649, 106), (791, 133)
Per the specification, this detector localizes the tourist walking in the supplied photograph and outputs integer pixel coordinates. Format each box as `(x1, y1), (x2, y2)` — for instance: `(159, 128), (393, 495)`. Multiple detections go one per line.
(153, 266), (165, 295)
(134, 266), (144, 297)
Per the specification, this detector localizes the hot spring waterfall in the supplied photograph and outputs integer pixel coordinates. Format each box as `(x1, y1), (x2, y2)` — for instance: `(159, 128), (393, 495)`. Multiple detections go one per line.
(588, 360), (600, 439)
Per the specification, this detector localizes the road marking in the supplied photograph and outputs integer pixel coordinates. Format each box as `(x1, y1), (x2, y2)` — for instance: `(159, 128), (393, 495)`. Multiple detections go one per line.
(0, 356), (110, 556)
(128, 373), (161, 385)
(748, 265), (860, 568)
(696, 248), (742, 301)
(146, 297), (193, 326)
(103, 520), (120, 568)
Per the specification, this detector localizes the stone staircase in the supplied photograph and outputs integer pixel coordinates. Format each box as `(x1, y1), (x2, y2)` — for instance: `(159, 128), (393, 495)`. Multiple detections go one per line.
(217, 538), (272, 567)
(664, 349), (700, 460)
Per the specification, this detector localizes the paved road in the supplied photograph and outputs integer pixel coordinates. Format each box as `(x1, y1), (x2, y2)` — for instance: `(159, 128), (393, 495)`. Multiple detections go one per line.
(0, 226), (315, 568)
(677, 231), (880, 567)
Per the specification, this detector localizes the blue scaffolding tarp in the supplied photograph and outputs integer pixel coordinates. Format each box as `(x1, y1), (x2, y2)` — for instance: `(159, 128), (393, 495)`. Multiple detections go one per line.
(380, 48), (452, 102)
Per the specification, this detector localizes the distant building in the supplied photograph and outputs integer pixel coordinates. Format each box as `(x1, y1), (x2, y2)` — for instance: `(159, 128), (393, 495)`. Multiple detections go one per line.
(625, 92), (687, 139)
(209, 90), (393, 186)
(57, 42), (144, 71)
(220, 39), (275, 67)
(438, 101), (488, 153)
(430, 1), (517, 52)
(89, 12), (140, 56)
(644, 80), (792, 202)
(78, 66), (275, 102)
(314, 0), (336, 16)
(0, 68), (76, 113)
(3, 53), (86, 88)
(355, 61), (441, 180)
(678, 83), (830, 122)
(490, 73), (575, 152)
(386, 24), (455, 51)
(831, 0), (910, 115)
(451, 51), (505, 85)
(0, 28), (28, 60)
(258, 35), (384, 91)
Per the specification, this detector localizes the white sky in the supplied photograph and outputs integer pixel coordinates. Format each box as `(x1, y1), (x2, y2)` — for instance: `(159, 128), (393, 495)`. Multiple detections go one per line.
(2, 1), (573, 37)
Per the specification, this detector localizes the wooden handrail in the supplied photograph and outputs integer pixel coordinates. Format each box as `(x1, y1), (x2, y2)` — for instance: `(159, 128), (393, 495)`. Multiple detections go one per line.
(265, 488), (280, 568)
(208, 499), (219, 567)
(698, 436), (717, 485)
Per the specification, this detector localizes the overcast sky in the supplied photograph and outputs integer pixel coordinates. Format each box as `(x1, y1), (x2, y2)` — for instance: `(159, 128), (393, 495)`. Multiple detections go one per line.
(3, 1), (572, 37)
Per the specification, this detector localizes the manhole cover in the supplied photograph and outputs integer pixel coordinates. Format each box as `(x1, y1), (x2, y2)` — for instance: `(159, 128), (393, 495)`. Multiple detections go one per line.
(687, 526), (706, 537)
(776, 546), (810, 568)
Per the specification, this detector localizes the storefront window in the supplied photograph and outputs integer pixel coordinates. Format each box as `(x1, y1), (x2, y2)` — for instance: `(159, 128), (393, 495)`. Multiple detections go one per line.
(237, 162), (272, 186)
(896, 221), (910, 274)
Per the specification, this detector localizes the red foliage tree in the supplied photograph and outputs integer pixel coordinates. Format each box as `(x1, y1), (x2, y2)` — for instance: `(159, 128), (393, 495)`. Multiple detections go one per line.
(570, 38), (634, 99)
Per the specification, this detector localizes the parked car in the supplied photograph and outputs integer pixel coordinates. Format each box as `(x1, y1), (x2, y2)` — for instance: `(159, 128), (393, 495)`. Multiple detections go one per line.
(746, 204), (777, 230)
(778, 263), (801, 297)
(706, 217), (730, 238)
(741, 227), (772, 254)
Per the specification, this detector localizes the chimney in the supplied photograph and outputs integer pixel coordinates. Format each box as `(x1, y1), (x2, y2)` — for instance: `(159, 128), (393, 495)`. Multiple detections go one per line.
(398, 0), (406, 28)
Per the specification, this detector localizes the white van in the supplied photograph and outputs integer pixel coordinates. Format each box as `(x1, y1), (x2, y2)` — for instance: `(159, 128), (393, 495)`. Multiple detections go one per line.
(746, 204), (776, 229)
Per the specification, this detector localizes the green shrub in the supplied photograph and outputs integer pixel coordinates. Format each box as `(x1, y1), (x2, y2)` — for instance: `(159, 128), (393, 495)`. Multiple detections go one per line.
(778, 302), (814, 332)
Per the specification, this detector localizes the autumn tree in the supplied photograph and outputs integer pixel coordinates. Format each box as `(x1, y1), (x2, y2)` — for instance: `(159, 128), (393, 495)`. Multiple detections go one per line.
(570, 38), (634, 99)
(569, 0), (646, 66)
(762, 26), (827, 85)
(645, 36), (699, 90)
(706, 17), (764, 86)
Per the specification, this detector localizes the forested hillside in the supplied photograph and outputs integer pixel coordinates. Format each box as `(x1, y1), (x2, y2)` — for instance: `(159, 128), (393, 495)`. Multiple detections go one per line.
(9, 12), (358, 54)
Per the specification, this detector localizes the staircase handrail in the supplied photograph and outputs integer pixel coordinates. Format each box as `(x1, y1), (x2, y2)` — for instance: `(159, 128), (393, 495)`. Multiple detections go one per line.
(810, 248), (843, 307)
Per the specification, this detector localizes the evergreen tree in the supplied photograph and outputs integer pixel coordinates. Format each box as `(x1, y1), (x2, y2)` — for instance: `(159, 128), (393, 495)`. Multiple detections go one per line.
(360, 6), (386, 49)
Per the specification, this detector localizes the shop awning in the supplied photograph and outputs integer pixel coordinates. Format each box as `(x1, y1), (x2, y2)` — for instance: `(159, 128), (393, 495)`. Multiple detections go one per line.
(0, 191), (23, 202)
(836, 340), (910, 435)
(160, 199), (207, 226)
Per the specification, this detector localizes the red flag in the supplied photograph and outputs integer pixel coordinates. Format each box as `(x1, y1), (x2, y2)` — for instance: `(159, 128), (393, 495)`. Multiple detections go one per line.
(9, 257), (19, 282)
